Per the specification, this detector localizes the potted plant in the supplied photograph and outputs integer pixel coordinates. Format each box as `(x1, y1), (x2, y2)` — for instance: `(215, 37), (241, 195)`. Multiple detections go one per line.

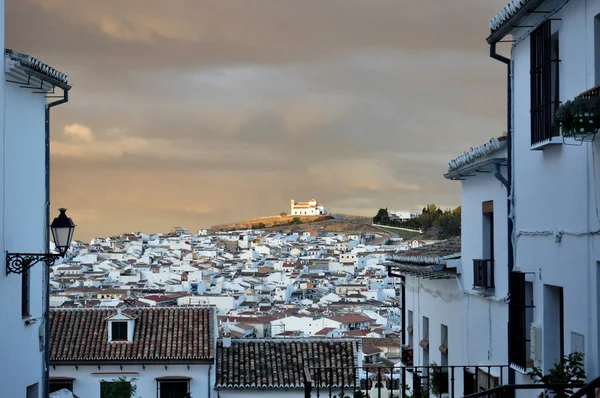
(401, 344), (414, 366)
(555, 97), (600, 139)
(429, 362), (449, 398)
(100, 377), (137, 398)
(528, 352), (586, 397)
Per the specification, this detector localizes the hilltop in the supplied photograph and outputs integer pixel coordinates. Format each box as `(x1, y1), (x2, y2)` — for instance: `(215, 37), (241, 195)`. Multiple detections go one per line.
(210, 213), (422, 240)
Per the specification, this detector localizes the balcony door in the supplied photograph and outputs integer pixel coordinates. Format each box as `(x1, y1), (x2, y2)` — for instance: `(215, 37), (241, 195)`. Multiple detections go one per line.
(543, 285), (564, 371)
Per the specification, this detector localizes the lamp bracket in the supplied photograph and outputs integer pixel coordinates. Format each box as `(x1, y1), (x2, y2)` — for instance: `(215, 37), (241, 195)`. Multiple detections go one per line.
(6, 252), (60, 275)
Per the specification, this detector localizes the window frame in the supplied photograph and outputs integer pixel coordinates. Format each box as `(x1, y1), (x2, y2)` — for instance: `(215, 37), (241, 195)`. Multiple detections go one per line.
(530, 19), (561, 146)
(156, 378), (191, 398)
(22, 268), (30, 317)
(111, 321), (128, 341)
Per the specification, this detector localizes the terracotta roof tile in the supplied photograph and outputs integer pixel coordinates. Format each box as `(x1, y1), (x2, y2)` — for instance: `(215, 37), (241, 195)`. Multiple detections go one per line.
(49, 307), (214, 362)
(215, 339), (360, 389)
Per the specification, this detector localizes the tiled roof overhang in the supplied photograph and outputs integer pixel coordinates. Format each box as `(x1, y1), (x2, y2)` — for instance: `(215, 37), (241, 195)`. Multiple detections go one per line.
(444, 158), (507, 181)
(387, 263), (457, 280)
(487, 0), (547, 44)
(5, 49), (71, 90)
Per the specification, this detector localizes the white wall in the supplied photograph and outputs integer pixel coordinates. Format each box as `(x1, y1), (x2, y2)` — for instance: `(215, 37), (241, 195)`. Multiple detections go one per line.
(51, 363), (213, 398)
(0, 44), (50, 397)
(509, 0), (600, 377)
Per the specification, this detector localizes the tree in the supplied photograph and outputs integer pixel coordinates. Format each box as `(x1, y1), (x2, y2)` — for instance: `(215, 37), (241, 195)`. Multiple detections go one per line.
(373, 208), (390, 224)
(528, 352), (586, 397)
(100, 377), (137, 398)
(279, 212), (287, 217)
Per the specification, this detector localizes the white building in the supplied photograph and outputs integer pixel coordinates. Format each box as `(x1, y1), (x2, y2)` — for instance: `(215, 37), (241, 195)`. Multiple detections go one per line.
(290, 198), (327, 216)
(487, 0), (600, 385)
(388, 211), (418, 222)
(49, 307), (216, 397)
(0, 4), (73, 396)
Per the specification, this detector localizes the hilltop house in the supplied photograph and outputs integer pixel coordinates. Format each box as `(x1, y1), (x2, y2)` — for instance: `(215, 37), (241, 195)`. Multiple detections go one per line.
(290, 198), (327, 216)
(0, 8), (73, 398)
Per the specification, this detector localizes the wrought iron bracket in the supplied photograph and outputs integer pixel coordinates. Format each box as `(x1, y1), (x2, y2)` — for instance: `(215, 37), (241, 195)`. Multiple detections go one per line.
(6, 251), (60, 275)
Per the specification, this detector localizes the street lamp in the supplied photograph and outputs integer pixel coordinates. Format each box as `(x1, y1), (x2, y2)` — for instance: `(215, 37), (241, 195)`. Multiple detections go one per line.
(6, 208), (76, 275)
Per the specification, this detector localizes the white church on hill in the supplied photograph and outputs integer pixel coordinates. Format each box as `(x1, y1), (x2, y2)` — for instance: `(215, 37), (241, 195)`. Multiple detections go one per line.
(290, 198), (328, 216)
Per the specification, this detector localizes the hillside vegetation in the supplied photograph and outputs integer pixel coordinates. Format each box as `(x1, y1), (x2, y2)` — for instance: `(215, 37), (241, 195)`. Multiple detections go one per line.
(373, 204), (461, 239)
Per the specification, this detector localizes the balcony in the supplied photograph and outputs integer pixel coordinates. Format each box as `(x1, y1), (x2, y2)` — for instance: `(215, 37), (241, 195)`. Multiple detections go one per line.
(473, 259), (494, 290)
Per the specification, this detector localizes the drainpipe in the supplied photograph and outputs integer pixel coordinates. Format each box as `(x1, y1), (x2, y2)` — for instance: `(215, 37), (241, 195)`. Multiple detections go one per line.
(207, 364), (212, 398)
(400, 275), (406, 346)
(43, 89), (69, 398)
(489, 42), (515, 387)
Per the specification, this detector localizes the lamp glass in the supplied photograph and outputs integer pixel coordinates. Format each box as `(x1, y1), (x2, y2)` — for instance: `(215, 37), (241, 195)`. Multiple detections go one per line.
(50, 208), (75, 256)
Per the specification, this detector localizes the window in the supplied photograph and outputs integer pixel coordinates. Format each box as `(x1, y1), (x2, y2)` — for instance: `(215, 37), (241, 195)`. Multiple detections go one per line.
(157, 379), (191, 398)
(509, 272), (535, 369)
(440, 324), (449, 367)
(111, 321), (128, 341)
(101, 379), (133, 398)
(594, 14), (600, 84)
(26, 383), (39, 398)
(530, 20), (560, 145)
(22, 268), (30, 317)
(482, 201), (494, 261)
(49, 378), (74, 393)
(421, 316), (429, 366)
(475, 201), (496, 289)
(407, 310), (414, 346)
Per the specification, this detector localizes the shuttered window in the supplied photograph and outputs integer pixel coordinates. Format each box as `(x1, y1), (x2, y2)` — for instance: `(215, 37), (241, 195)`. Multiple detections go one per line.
(530, 20), (560, 145)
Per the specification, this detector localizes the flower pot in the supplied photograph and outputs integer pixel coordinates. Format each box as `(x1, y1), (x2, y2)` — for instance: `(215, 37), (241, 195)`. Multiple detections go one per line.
(563, 113), (600, 138)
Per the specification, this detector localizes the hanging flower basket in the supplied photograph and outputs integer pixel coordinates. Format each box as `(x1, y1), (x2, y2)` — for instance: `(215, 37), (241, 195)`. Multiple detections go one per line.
(555, 97), (600, 140)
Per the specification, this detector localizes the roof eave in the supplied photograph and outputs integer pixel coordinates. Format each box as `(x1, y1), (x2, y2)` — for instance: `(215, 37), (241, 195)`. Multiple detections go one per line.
(444, 157), (507, 181)
(487, 0), (548, 44)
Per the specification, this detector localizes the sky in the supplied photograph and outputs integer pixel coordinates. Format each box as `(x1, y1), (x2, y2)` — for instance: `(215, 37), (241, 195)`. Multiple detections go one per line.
(6, 0), (510, 241)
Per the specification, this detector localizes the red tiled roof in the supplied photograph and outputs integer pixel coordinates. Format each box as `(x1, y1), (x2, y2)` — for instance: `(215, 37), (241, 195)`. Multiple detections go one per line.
(50, 307), (214, 362)
(215, 339), (360, 389)
(314, 327), (336, 336)
(329, 314), (374, 324)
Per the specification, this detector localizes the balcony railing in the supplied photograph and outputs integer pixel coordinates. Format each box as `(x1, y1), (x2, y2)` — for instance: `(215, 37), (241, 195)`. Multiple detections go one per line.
(473, 259), (494, 290)
(303, 364), (509, 398)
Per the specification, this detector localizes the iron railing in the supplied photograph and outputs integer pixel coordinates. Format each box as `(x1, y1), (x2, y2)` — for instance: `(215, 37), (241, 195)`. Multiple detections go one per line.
(303, 365), (510, 398)
(463, 383), (586, 398)
(463, 374), (600, 398)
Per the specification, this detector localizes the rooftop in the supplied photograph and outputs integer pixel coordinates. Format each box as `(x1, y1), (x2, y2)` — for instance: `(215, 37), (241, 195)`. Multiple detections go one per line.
(49, 307), (214, 362)
(215, 339), (360, 389)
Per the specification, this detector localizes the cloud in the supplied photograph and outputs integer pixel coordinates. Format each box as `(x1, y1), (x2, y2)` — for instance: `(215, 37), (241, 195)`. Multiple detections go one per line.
(63, 123), (94, 142)
(6, 0), (509, 239)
